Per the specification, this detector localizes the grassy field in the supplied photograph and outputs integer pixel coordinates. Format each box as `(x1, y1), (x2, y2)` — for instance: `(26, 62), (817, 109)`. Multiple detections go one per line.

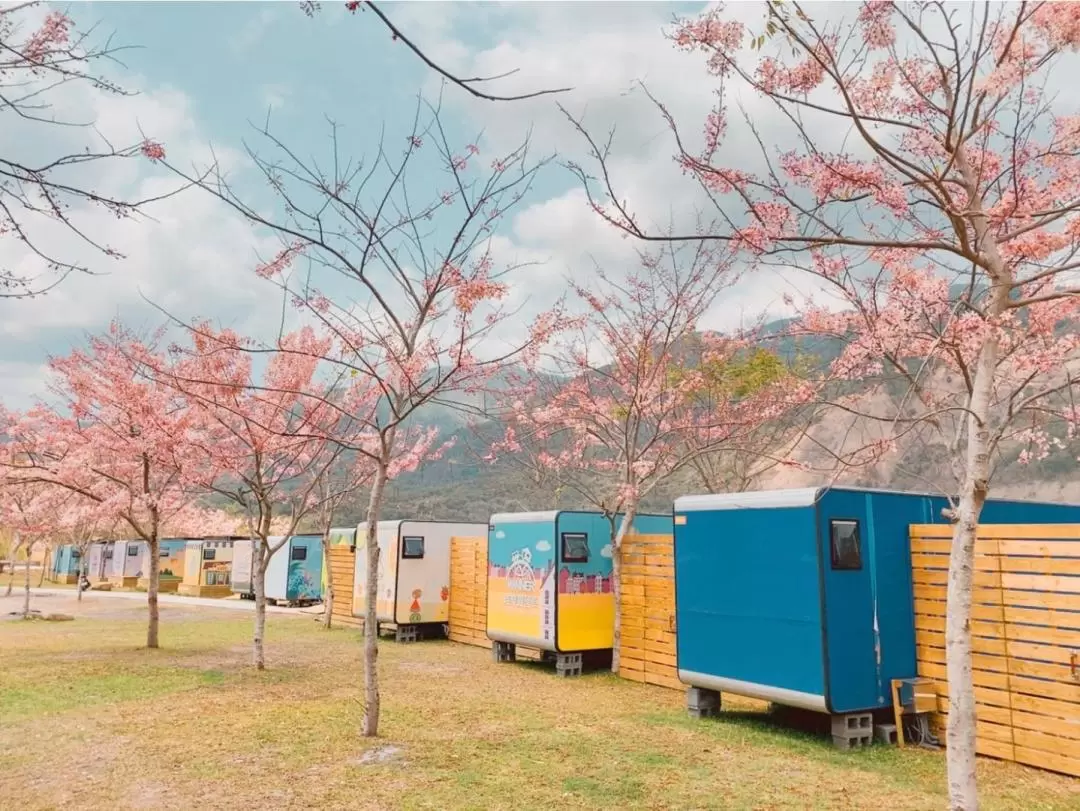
(2, 594), (1078, 811)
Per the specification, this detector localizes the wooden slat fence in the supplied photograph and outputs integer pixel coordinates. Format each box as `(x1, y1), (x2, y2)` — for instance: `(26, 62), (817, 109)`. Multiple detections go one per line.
(445, 535), (538, 661)
(910, 524), (1080, 778)
(327, 545), (360, 629)
(449, 535), (489, 648)
(619, 534), (680, 690)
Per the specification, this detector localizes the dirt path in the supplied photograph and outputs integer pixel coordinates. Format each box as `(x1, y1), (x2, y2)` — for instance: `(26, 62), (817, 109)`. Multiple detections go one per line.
(1, 588), (323, 621)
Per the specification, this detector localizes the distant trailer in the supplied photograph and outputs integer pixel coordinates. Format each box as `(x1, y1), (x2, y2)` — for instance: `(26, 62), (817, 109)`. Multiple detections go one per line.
(232, 535), (324, 606)
(673, 486), (1080, 740)
(135, 539), (191, 593)
(51, 544), (81, 584)
(178, 537), (239, 598)
(86, 541), (114, 583)
(353, 520), (486, 642)
(106, 540), (147, 588)
(486, 510), (673, 676)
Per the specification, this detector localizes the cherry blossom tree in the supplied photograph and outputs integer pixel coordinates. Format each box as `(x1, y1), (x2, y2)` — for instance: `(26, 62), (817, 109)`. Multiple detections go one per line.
(568, 3), (1080, 806)
(0, 479), (56, 617)
(55, 495), (115, 602)
(0, 3), (182, 297)
(487, 244), (810, 671)
(163, 323), (371, 669)
(161, 98), (559, 735)
(2, 322), (205, 647)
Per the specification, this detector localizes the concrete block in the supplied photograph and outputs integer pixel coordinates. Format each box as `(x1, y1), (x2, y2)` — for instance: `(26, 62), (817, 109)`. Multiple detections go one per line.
(555, 652), (583, 677)
(831, 713), (872, 737)
(832, 733), (873, 750)
(687, 687), (721, 712)
(874, 723), (898, 745)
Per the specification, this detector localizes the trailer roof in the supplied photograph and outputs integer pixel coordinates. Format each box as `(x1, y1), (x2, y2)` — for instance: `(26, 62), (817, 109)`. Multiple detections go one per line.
(489, 511), (558, 524)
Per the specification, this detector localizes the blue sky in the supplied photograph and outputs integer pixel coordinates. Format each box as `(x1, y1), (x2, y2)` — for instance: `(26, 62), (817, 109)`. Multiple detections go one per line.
(1, 1), (815, 407)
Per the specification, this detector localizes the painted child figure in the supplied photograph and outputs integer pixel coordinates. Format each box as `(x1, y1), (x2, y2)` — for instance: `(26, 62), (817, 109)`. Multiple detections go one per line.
(409, 588), (422, 623)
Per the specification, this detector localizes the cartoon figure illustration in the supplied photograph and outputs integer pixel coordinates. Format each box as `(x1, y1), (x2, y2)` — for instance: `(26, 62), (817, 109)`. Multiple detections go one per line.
(440, 585), (449, 602)
(409, 588), (422, 622)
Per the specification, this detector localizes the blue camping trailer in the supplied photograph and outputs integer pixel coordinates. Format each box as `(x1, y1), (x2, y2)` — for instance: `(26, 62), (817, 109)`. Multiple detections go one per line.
(486, 511), (673, 662)
(673, 486), (1080, 721)
(52, 544), (82, 583)
(231, 534), (325, 605)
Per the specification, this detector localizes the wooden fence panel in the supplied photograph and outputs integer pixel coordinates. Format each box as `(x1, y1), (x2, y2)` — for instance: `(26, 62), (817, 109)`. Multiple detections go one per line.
(910, 524), (1080, 778)
(619, 533), (681, 690)
(449, 535), (489, 648)
(327, 545), (360, 629)
(447, 535), (540, 660)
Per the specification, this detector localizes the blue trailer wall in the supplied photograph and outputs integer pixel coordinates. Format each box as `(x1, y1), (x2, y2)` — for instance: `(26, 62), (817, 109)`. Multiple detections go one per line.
(676, 487), (1080, 715)
(55, 544), (81, 576)
(286, 535), (324, 601)
(675, 493), (827, 711)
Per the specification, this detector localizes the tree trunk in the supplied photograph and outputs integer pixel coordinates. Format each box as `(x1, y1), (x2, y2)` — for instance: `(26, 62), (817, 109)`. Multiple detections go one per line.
(362, 462), (390, 738)
(945, 140), (1008, 811)
(610, 504), (637, 674)
(5, 539), (19, 597)
(253, 544), (267, 670)
(39, 546), (50, 587)
(321, 531), (334, 630)
(945, 341), (997, 811)
(77, 554), (86, 603)
(23, 540), (31, 619)
(146, 536), (161, 649)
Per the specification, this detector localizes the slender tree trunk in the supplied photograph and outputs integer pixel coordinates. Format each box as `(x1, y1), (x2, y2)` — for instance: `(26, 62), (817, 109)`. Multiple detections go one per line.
(39, 546), (50, 587)
(321, 531), (334, 630)
(146, 536), (161, 649)
(362, 462), (390, 738)
(5, 539), (19, 597)
(946, 340), (996, 811)
(253, 544), (267, 670)
(77, 554), (86, 603)
(23, 540), (32, 619)
(610, 503), (636, 674)
(945, 141), (1008, 811)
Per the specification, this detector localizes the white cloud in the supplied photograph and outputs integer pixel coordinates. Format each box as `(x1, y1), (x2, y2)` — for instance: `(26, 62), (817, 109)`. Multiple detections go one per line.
(600, 543), (613, 558)
(260, 83), (291, 111)
(534, 539), (551, 552)
(494, 530), (506, 539)
(0, 60), (275, 408)
(230, 6), (281, 55)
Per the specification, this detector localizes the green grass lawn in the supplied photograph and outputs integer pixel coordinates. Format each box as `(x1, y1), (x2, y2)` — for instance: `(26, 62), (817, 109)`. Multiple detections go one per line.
(1, 601), (1077, 811)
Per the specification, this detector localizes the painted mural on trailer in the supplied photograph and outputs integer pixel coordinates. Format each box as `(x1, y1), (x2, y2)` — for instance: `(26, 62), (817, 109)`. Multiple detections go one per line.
(286, 542), (321, 602)
(487, 521), (558, 650)
(158, 540), (187, 584)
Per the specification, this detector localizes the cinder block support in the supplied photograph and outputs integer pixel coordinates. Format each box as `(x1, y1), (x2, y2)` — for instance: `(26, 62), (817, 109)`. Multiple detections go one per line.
(492, 641), (516, 663)
(831, 713), (873, 749)
(686, 686), (721, 719)
(555, 652), (583, 677)
(874, 723), (898, 745)
(395, 624), (420, 643)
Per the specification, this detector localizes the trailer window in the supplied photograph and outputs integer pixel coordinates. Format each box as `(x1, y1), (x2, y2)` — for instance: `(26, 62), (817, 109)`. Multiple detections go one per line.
(402, 536), (425, 559)
(105, 549), (113, 560)
(830, 520), (862, 570)
(291, 545), (308, 562)
(159, 548), (170, 558)
(561, 533), (589, 563)
(127, 546), (139, 557)
(202, 548), (217, 561)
